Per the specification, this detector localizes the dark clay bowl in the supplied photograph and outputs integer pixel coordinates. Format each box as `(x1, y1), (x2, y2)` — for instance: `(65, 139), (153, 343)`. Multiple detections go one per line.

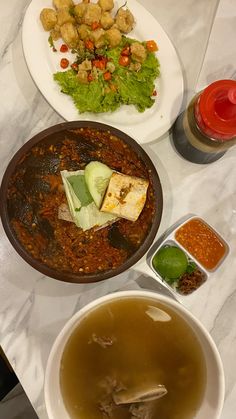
(0, 121), (163, 284)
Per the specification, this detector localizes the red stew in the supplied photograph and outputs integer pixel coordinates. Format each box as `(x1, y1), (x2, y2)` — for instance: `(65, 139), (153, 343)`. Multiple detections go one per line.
(7, 128), (156, 276)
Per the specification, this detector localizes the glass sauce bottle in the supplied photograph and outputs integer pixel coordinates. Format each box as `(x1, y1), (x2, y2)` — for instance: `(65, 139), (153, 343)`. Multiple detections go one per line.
(172, 79), (236, 164)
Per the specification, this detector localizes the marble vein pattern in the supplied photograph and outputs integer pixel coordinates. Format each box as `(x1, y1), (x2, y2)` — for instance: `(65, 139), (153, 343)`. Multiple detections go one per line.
(197, 0), (236, 90)
(0, 1), (236, 419)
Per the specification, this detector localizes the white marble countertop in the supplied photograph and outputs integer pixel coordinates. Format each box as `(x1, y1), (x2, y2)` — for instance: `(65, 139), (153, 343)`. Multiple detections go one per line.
(0, 0), (236, 418)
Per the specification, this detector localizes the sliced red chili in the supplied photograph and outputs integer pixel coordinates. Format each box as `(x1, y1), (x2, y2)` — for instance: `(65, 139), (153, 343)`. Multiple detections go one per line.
(85, 39), (94, 50)
(60, 58), (69, 69)
(60, 44), (69, 53)
(87, 73), (94, 82)
(71, 62), (78, 71)
(91, 21), (101, 30)
(103, 71), (112, 81)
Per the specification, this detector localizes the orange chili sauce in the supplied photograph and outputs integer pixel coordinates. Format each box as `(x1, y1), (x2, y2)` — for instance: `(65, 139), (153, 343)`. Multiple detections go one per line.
(175, 218), (226, 270)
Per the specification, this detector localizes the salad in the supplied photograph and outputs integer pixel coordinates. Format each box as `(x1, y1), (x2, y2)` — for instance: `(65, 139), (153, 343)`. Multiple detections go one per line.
(40, 0), (160, 113)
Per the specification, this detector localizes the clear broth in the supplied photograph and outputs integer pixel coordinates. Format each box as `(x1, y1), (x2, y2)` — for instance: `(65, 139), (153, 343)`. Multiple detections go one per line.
(60, 297), (206, 419)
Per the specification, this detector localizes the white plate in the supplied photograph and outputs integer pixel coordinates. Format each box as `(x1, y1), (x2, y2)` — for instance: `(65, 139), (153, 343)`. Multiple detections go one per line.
(22, 0), (184, 143)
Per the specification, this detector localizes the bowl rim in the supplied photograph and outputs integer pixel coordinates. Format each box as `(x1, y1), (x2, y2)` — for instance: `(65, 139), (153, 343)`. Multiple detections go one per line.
(44, 290), (225, 419)
(0, 121), (163, 283)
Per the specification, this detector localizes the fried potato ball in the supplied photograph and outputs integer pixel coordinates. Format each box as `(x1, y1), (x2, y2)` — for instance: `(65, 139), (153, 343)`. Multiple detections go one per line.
(53, 0), (74, 9)
(83, 4), (102, 25)
(91, 28), (106, 48)
(57, 8), (75, 26)
(98, 0), (114, 12)
(78, 24), (91, 40)
(79, 59), (92, 71)
(74, 3), (87, 23)
(115, 8), (135, 33)
(50, 24), (61, 40)
(100, 12), (114, 29)
(40, 8), (57, 31)
(60, 22), (79, 47)
(130, 42), (147, 63)
(105, 27), (121, 47)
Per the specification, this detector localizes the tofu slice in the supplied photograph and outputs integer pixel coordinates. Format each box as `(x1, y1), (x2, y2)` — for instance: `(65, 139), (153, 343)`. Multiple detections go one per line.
(100, 172), (149, 222)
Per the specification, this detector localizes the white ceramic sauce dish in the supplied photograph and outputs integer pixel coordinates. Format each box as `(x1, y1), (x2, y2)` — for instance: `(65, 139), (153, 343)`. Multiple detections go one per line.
(150, 214), (230, 298)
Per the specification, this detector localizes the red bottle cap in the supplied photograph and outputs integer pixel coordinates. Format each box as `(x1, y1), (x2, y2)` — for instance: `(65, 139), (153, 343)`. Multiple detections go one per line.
(194, 80), (236, 141)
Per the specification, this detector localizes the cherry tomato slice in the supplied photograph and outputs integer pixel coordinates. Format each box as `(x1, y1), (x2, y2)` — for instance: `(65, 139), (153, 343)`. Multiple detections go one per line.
(146, 40), (158, 52)
(121, 46), (130, 56)
(92, 59), (106, 70)
(118, 55), (130, 67)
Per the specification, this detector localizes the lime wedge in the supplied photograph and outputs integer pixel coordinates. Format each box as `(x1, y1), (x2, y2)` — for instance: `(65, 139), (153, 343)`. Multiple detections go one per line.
(152, 246), (188, 279)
